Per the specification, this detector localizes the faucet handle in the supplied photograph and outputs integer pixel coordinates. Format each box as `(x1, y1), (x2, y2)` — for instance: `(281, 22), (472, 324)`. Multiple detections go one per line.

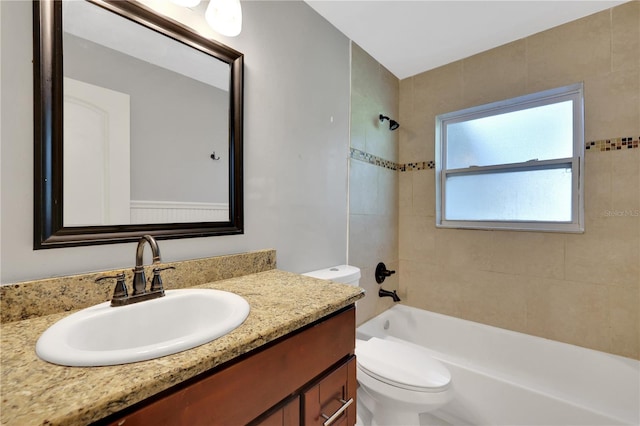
(96, 273), (129, 300)
(151, 266), (175, 292)
(375, 262), (396, 284)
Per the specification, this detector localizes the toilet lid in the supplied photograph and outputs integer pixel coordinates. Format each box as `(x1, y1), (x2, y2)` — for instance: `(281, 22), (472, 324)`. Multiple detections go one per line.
(356, 338), (451, 392)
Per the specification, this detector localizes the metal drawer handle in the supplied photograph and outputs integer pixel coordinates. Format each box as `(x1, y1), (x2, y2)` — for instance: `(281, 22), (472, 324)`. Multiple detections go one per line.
(321, 397), (354, 426)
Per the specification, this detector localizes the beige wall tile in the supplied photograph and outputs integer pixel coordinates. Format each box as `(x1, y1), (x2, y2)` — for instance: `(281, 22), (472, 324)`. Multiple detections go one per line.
(401, 261), (461, 318)
(350, 92), (368, 151)
(413, 61), (465, 115)
(612, 1), (640, 73)
(565, 217), (640, 286)
(411, 169), (434, 217)
(584, 152), (613, 221)
(489, 231), (565, 280)
(347, 214), (376, 268)
(398, 171), (413, 214)
(377, 167), (398, 217)
(366, 108), (397, 161)
(349, 213), (398, 270)
(380, 65), (400, 115)
(526, 10), (611, 92)
(434, 228), (493, 272)
(351, 43), (383, 100)
(611, 149), (640, 214)
(355, 265), (379, 326)
(585, 68), (640, 141)
(457, 270), (529, 332)
(609, 284), (640, 359)
(399, 214), (436, 263)
(526, 278), (610, 353)
(399, 79), (433, 163)
(463, 40), (528, 106)
(349, 160), (378, 215)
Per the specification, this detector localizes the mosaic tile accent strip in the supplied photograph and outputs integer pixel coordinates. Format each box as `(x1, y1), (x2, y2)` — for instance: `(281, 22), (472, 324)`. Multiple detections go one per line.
(586, 136), (639, 151)
(349, 148), (435, 172)
(352, 136), (638, 173)
(350, 148), (399, 170)
(399, 161), (435, 171)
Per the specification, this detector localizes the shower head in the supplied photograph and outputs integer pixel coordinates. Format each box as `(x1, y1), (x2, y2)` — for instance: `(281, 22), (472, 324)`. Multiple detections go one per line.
(379, 114), (400, 131)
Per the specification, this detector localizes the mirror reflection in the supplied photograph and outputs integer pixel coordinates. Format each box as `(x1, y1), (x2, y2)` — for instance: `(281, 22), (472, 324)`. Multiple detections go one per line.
(62, 0), (230, 226)
(34, 0), (244, 249)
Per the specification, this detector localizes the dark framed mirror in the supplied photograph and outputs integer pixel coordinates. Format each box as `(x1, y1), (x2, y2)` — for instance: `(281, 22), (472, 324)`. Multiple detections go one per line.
(34, 0), (244, 249)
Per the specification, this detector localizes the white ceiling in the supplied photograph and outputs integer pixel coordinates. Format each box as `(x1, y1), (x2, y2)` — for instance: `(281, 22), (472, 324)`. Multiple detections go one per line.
(305, 0), (628, 80)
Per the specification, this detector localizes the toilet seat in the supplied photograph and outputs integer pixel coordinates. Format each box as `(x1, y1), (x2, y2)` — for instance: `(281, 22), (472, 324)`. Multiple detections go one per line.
(356, 338), (451, 393)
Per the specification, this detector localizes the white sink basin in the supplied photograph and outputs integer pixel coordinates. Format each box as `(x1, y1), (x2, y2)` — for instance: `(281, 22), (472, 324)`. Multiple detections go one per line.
(36, 289), (250, 367)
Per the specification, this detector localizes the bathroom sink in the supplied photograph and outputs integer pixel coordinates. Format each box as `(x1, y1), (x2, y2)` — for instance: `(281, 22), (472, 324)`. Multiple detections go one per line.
(36, 289), (250, 367)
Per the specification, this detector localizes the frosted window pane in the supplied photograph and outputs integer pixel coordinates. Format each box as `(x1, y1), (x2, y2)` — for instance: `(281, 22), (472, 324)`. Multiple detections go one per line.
(445, 168), (572, 222)
(446, 101), (573, 169)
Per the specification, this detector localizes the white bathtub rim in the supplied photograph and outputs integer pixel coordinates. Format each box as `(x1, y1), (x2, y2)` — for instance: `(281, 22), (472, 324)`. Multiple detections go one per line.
(356, 304), (640, 425)
(382, 335), (631, 426)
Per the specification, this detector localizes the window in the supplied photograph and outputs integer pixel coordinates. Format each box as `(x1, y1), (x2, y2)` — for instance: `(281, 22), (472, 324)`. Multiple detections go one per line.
(435, 83), (584, 232)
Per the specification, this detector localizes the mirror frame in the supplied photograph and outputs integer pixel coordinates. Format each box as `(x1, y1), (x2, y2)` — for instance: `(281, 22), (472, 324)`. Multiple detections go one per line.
(33, 0), (244, 249)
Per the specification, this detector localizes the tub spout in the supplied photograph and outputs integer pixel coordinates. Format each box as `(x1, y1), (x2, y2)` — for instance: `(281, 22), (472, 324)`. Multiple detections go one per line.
(379, 288), (401, 302)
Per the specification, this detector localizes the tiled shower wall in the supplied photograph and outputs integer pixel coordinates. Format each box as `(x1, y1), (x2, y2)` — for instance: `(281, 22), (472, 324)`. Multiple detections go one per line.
(349, 43), (400, 325)
(398, 1), (639, 359)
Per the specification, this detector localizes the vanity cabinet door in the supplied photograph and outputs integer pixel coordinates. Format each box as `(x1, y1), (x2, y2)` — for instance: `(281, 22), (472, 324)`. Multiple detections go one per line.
(254, 396), (300, 426)
(302, 356), (357, 426)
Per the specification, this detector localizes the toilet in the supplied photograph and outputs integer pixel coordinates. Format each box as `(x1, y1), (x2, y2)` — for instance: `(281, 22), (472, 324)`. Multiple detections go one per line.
(303, 265), (452, 426)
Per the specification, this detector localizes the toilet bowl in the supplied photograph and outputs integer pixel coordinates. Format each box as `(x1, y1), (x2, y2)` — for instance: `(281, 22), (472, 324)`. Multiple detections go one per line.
(356, 337), (452, 426)
(303, 265), (453, 426)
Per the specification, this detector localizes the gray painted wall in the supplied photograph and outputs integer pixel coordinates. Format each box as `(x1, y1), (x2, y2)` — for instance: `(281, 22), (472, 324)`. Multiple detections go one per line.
(0, 0), (350, 283)
(63, 33), (229, 203)
(64, 33), (230, 203)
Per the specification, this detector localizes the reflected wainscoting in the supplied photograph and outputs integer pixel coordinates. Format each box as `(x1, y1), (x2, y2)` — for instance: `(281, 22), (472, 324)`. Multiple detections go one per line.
(130, 200), (229, 224)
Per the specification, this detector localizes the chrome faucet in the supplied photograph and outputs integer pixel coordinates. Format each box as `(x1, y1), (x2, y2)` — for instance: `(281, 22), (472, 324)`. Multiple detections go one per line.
(96, 235), (174, 307)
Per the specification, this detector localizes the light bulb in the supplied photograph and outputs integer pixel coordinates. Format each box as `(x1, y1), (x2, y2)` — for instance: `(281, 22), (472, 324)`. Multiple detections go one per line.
(170, 0), (202, 7)
(205, 0), (242, 37)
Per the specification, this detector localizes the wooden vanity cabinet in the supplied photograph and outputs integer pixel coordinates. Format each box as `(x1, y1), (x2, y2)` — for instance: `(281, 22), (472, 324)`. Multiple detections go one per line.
(301, 356), (356, 426)
(101, 306), (357, 426)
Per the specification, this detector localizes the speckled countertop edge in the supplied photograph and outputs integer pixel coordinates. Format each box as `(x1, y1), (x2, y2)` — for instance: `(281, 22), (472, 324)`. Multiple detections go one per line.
(0, 270), (364, 426)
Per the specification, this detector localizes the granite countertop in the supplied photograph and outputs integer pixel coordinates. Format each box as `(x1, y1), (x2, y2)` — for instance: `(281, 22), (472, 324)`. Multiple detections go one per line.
(0, 270), (364, 426)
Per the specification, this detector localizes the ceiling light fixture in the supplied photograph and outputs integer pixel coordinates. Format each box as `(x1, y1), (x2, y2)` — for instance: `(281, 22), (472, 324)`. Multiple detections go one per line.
(205, 0), (242, 37)
(170, 0), (242, 37)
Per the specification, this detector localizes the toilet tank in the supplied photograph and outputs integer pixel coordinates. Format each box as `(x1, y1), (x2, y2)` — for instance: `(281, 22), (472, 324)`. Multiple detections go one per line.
(303, 265), (361, 287)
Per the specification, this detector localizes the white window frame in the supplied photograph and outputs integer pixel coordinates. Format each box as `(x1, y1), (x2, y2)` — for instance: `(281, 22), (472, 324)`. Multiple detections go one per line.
(435, 83), (584, 233)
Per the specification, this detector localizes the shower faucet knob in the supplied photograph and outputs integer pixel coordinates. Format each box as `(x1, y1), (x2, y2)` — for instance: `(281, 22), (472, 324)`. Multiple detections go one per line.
(375, 262), (396, 284)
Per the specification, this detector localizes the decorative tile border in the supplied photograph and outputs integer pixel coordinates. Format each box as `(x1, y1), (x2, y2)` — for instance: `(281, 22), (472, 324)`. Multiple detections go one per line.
(586, 136), (639, 152)
(351, 136), (638, 173)
(399, 161), (435, 171)
(350, 148), (399, 170)
(349, 148), (435, 172)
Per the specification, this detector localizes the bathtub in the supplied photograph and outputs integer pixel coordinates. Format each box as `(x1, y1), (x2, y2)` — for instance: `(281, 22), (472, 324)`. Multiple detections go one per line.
(356, 305), (640, 426)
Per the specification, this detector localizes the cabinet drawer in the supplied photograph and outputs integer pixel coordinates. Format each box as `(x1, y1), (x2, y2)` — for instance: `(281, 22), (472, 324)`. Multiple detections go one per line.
(302, 356), (356, 426)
